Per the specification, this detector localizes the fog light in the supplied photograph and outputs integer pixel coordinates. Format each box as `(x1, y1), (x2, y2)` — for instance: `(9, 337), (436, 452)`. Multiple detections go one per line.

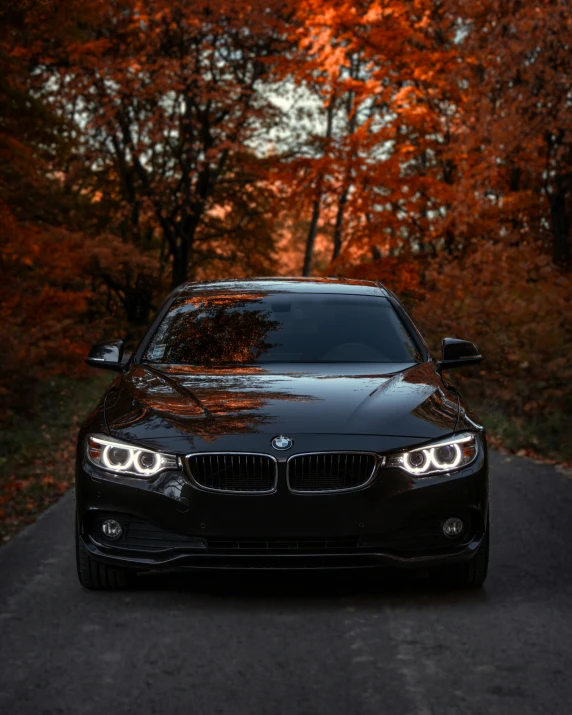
(101, 518), (123, 541)
(443, 517), (464, 537)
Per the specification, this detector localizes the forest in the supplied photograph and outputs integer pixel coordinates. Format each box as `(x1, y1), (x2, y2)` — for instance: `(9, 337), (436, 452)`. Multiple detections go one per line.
(0, 0), (571, 537)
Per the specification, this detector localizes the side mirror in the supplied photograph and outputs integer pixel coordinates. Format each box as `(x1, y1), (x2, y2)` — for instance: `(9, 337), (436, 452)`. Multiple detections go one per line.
(86, 340), (126, 373)
(438, 337), (482, 371)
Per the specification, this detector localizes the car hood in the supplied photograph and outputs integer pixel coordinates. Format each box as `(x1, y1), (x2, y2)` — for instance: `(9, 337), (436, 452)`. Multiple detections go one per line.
(104, 362), (459, 447)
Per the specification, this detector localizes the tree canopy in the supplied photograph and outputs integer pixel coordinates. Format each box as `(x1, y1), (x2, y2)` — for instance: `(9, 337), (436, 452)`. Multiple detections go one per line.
(1, 0), (571, 433)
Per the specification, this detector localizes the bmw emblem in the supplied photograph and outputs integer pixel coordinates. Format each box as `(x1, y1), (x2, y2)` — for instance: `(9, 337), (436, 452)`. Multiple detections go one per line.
(272, 435), (293, 451)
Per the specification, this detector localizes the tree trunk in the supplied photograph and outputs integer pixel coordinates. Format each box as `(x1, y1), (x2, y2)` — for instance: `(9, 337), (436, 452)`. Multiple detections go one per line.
(123, 289), (154, 326)
(171, 209), (204, 288)
(550, 187), (571, 268)
(332, 184), (350, 261)
(330, 56), (360, 264)
(303, 195), (322, 276)
(171, 237), (190, 288)
(301, 92), (336, 276)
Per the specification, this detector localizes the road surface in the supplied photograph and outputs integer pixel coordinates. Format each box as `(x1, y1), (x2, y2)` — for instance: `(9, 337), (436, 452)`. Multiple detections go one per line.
(1, 450), (571, 715)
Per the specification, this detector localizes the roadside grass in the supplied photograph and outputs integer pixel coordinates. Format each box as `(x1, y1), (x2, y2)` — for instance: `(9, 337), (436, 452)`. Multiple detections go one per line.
(0, 373), (112, 544)
(471, 402), (572, 465)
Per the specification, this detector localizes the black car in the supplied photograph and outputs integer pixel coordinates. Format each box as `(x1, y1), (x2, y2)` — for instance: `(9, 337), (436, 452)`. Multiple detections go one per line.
(75, 278), (489, 590)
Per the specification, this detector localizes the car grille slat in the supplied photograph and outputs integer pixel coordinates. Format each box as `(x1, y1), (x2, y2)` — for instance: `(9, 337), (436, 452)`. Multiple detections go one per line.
(186, 453), (277, 493)
(288, 452), (377, 492)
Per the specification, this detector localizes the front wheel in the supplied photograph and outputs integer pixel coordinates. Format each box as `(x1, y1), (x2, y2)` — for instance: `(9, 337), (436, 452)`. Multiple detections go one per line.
(430, 518), (489, 589)
(75, 513), (132, 590)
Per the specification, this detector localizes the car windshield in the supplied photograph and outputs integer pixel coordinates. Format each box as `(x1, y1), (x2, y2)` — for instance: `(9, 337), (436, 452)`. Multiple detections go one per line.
(142, 293), (422, 365)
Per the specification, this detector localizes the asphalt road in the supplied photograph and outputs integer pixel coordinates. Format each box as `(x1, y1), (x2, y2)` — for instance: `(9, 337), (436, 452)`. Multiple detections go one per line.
(1, 450), (572, 715)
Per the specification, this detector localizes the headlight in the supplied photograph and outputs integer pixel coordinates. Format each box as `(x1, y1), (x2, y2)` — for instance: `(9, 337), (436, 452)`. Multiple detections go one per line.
(86, 435), (178, 478)
(386, 432), (478, 476)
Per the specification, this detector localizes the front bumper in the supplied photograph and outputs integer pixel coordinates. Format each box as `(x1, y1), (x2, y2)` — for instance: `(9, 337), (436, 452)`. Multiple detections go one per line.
(80, 532), (486, 572)
(75, 438), (488, 574)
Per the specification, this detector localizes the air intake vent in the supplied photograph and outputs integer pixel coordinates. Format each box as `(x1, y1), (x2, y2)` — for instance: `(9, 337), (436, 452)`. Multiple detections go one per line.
(287, 452), (378, 492)
(186, 453), (277, 493)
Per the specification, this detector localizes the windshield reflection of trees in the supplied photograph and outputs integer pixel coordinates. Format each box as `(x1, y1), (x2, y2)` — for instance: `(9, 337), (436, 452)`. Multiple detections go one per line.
(147, 295), (281, 365)
(108, 365), (316, 438)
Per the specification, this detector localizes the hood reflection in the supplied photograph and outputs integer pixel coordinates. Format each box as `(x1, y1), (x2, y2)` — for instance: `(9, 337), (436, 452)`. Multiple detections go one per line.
(105, 365), (317, 441)
(105, 362), (460, 444)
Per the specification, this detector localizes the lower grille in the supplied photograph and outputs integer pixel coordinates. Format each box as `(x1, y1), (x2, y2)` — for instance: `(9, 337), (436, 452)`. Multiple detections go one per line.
(363, 514), (476, 553)
(186, 453), (277, 493)
(90, 514), (474, 556)
(287, 452), (378, 492)
(206, 536), (359, 551)
(91, 515), (205, 551)
(123, 519), (204, 551)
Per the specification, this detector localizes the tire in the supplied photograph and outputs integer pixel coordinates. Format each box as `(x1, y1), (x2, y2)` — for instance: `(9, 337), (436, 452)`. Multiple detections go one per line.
(75, 514), (132, 590)
(430, 517), (489, 589)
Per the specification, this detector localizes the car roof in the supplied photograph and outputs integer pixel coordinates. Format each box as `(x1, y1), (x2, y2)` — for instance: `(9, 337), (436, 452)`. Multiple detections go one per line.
(176, 277), (390, 298)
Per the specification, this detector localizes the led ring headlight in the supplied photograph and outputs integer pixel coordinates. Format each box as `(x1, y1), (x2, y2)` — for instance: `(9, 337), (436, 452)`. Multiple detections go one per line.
(403, 449), (429, 473)
(87, 435), (178, 478)
(432, 443), (462, 469)
(387, 432), (478, 477)
(102, 445), (134, 471)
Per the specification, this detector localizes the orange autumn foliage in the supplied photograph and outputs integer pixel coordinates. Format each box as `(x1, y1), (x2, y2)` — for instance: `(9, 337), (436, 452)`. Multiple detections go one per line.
(0, 0), (570, 456)
(21, 0), (287, 287)
(413, 243), (572, 419)
(0, 204), (91, 410)
(288, 0), (571, 271)
(334, 255), (423, 300)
